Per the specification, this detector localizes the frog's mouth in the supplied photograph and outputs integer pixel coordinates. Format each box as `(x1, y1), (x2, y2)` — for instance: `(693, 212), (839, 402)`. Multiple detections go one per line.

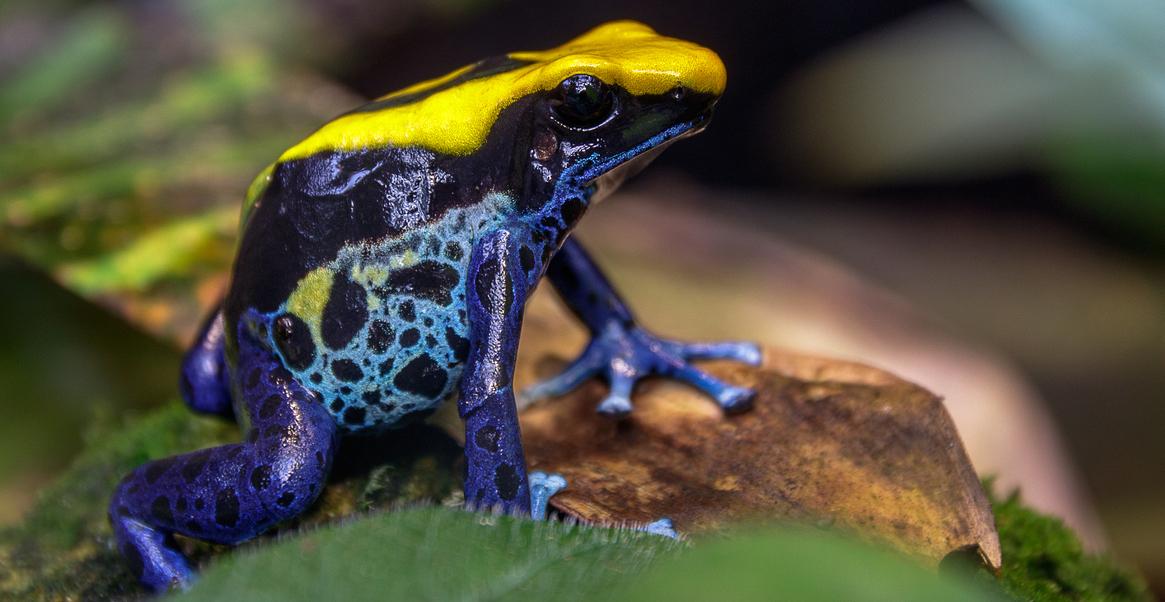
(584, 110), (712, 202)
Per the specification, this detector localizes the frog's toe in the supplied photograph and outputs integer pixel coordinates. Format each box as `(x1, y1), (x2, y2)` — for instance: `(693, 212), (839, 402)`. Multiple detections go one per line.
(680, 340), (763, 365)
(668, 362), (756, 413)
(528, 471), (568, 520)
(111, 515), (195, 593)
(642, 517), (679, 539)
(519, 349), (602, 405)
(596, 373), (635, 418)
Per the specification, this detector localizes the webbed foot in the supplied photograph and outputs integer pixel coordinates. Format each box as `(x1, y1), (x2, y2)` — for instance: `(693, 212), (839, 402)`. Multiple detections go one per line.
(642, 517), (679, 539)
(521, 322), (761, 417)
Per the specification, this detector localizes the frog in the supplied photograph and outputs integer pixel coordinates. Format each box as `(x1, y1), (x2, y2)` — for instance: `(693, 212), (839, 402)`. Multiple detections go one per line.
(109, 20), (761, 592)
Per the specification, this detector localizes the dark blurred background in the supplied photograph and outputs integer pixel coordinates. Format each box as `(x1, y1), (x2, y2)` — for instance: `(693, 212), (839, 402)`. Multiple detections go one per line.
(2, 0), (1162, 593)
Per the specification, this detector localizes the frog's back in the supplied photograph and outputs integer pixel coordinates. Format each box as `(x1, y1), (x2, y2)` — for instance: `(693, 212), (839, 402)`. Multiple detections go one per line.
(224, 144), (519, 432)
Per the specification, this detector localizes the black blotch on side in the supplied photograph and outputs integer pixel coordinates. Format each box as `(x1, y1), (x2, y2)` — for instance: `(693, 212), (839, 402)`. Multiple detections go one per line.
(331, 359), (364, 382)
(400, 328), (420, 347)
(475, 425), (500, 453)
(150, 496), (173, 524)
(250, 465), (272, 490)
(495, 463), (520, 501)
(277, 491), (295, 507)
(425, 334), (438, 348)
(274, 313), (316, 370)
(379, 358), (395, 376)
(330, 398), (344, 412)
(321, 272), (368, 350)
(258, 394), (281, 420)
(386, 261), (459, 306)
(445, 327), (470, 362)
(214, 488), (240, 527)
(343, 406), (366, 425)
(520, 246), (535, 274)
(393, 354), (448, 399)
(181, 452), (210, 482)
(399, 300), (416, 322)
(367, 320), (394, 353)
(310, 372), (323, 384)
(144, 458), (174, 484)
(361, 389), (381, 404)
(444, 241), (463, 261)
(561, 198), (585, 226)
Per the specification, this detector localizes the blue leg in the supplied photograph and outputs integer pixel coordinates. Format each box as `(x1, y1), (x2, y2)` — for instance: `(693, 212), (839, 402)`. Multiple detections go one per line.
(179, 307), (232, 417)
(110, 320), (337, 592)
(528, 471), (567, 520)
(462, 228), (556, 514)
(522, 238), (762, 416)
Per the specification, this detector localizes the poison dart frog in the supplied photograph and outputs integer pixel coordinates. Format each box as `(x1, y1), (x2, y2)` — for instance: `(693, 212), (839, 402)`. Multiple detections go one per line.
(110, 21), (761, 592)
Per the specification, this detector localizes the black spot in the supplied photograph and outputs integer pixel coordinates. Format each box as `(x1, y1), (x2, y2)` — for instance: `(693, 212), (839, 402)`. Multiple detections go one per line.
(340, 385), (352, 394)
(330, 398), (344, 412)
(331, 359), (363, 382)
(315, 451), (325, 465)
(540, 216), (558, 230)
(520, 246), (535, 274)
(475, 425), (500, 453)
(310, 372), (323, 384)
(250, 465), (272, 490)
(367, 320), (394, 353)
(495, 464), (520, 501)
(277, 492), (295, 507)
(445, 242), (463, 261)
(561, 198), (585, 225)
(425, 335), (438, 348)
(144, 458), (174, 483)
(423, 317), (434, 327)
(400, 328), (420, 347)
(379, 358), (395, 376)
(445, 328), (469, 362)
(185, 519), (202, 532)
(268, 367), (294, 387)
(181, 452), (210, 482)
(274, 313), (316, 370)
(393, 354), (448, 399)
(474, 257), (515, 313)
(151, 496), (173, 524)
(361, 389), (381, 404)
(246, 368), (261, 389)
(176, 497), (188, 512)
(258, 394), (281, 420)
(343, 406), (366, 425)
(385, 261), (459, 305)
(194, 498), (205, 510)
(122, 544), (145, 578)
(214, 488), (240, 527)
(321, 272), (368, 350)
(399, 300), (416, 322)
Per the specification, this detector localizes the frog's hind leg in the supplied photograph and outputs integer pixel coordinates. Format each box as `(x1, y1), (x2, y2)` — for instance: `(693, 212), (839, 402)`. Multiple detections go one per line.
(110, 325), (337, 592)
(179, 307), (232, 417)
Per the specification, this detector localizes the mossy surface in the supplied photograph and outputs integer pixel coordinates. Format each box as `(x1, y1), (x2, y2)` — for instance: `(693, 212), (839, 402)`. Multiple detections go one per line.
(988, 484), (1150, 601)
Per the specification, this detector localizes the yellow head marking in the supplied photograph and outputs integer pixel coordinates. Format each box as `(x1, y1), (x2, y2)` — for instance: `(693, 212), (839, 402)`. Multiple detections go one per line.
(278, 21), (726, 161)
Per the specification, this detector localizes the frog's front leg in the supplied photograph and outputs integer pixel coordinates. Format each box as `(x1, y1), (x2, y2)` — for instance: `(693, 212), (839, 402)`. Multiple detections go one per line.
(460, 228), (548, 513)
(523, 238), (762, 417)
(109, 322), (337, 592)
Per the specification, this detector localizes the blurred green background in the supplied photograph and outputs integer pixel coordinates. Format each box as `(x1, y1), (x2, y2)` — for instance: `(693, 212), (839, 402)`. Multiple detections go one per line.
(2, 0), (1163, 596)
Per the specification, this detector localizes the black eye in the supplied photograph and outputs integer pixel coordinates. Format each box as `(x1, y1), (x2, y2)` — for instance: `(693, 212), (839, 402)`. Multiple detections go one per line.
(550, 74), (614, 129)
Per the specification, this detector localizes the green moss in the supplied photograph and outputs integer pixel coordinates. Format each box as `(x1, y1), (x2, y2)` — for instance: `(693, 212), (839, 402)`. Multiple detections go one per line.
(989, 483), (1150, 601)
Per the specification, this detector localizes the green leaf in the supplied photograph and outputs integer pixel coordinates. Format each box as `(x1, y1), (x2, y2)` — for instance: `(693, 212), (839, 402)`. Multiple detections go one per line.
(181, 508), (681, 602)
(607, 527), (1000, 602)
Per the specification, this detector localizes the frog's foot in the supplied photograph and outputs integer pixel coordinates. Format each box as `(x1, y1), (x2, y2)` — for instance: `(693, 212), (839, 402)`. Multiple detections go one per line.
(520, 323), (762, 417)
(528, 471), (568, 520)
(641, 517), (679, 539)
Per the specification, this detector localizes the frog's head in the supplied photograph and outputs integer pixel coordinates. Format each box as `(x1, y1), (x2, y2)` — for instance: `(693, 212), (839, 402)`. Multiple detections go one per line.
(276, 21), (725, 209)
(508, 21), (728, 203)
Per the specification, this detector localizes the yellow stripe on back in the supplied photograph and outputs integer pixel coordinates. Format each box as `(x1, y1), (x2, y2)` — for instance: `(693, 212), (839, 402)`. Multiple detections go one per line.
(278, 21), (726, 161)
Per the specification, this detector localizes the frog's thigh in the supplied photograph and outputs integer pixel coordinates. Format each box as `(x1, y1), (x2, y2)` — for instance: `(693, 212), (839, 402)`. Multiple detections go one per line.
(109, 325), (337, 592)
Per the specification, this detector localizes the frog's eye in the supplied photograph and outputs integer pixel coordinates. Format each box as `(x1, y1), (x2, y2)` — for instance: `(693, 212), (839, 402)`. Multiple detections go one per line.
(550, 74), (615, 130)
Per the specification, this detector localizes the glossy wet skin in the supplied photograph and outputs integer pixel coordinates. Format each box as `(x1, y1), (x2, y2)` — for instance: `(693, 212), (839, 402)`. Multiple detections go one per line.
(110, 21), (760, 593)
